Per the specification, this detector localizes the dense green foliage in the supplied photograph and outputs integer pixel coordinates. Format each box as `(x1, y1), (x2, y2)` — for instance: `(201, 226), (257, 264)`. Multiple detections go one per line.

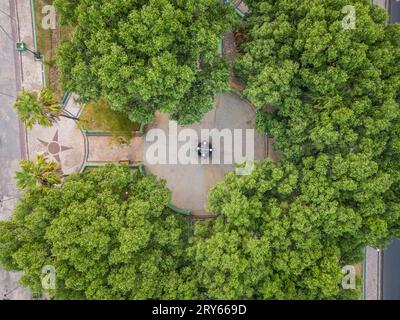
(235, 0), (400, 252)
(3, 0), (400, 300)
(237, 0), (400, 160)
(15, 155), (62, 193)
(190, 160), (359, 299)
(0, 165), (191, 299)
(55, 0), (236, 125)
(13, 88), (61, 128)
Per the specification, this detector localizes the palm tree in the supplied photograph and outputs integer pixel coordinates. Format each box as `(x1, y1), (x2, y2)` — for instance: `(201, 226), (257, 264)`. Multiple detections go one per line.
(13, 87), (78, 128)
(15, 155), (63, 193)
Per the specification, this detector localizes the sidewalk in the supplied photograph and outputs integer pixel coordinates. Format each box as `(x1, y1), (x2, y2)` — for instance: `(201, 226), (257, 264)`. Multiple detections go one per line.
(365, 246), (383, 300)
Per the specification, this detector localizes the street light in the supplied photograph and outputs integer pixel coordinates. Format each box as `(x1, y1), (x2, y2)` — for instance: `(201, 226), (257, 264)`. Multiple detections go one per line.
(16, 41), (42, 60)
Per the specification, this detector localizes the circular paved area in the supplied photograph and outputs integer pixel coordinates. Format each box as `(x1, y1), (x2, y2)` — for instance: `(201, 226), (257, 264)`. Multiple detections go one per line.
(27, 116), (86, 175)
(142, 92), (267, 216)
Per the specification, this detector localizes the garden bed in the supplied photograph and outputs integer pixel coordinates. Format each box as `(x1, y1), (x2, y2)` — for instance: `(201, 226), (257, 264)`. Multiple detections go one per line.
(79, 98), (142, 136)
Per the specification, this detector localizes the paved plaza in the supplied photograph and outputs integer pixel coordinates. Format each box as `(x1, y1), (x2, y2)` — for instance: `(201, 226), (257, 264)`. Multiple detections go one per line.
(142, 93), (269, 216)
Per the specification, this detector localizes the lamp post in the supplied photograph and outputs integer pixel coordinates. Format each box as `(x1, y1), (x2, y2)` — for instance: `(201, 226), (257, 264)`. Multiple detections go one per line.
(16, 41), (42, 60)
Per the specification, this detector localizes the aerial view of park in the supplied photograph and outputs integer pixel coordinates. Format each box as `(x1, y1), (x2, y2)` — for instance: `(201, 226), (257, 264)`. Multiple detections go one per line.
(1, 0), (400, 305)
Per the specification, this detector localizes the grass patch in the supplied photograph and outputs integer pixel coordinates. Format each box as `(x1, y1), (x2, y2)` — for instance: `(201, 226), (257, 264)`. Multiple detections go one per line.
(80, 98), (141, 133)
(34, 0), (73, 99)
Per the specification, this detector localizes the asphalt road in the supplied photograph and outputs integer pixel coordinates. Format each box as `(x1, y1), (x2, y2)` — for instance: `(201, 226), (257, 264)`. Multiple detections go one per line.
(383, 238), (400, 299)
(390, 0), (400, 23)
(0, 0), (31, 300)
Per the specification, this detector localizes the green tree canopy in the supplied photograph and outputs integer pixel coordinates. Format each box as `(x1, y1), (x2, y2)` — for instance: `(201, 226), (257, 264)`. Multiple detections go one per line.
(55, 0), (236, 125)
(190, 160), (358, 299)
(0, 165), (191, 299)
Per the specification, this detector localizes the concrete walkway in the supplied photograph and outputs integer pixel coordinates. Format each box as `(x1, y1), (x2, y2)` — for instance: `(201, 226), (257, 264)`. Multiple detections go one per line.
(365, 246), (383, 300)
